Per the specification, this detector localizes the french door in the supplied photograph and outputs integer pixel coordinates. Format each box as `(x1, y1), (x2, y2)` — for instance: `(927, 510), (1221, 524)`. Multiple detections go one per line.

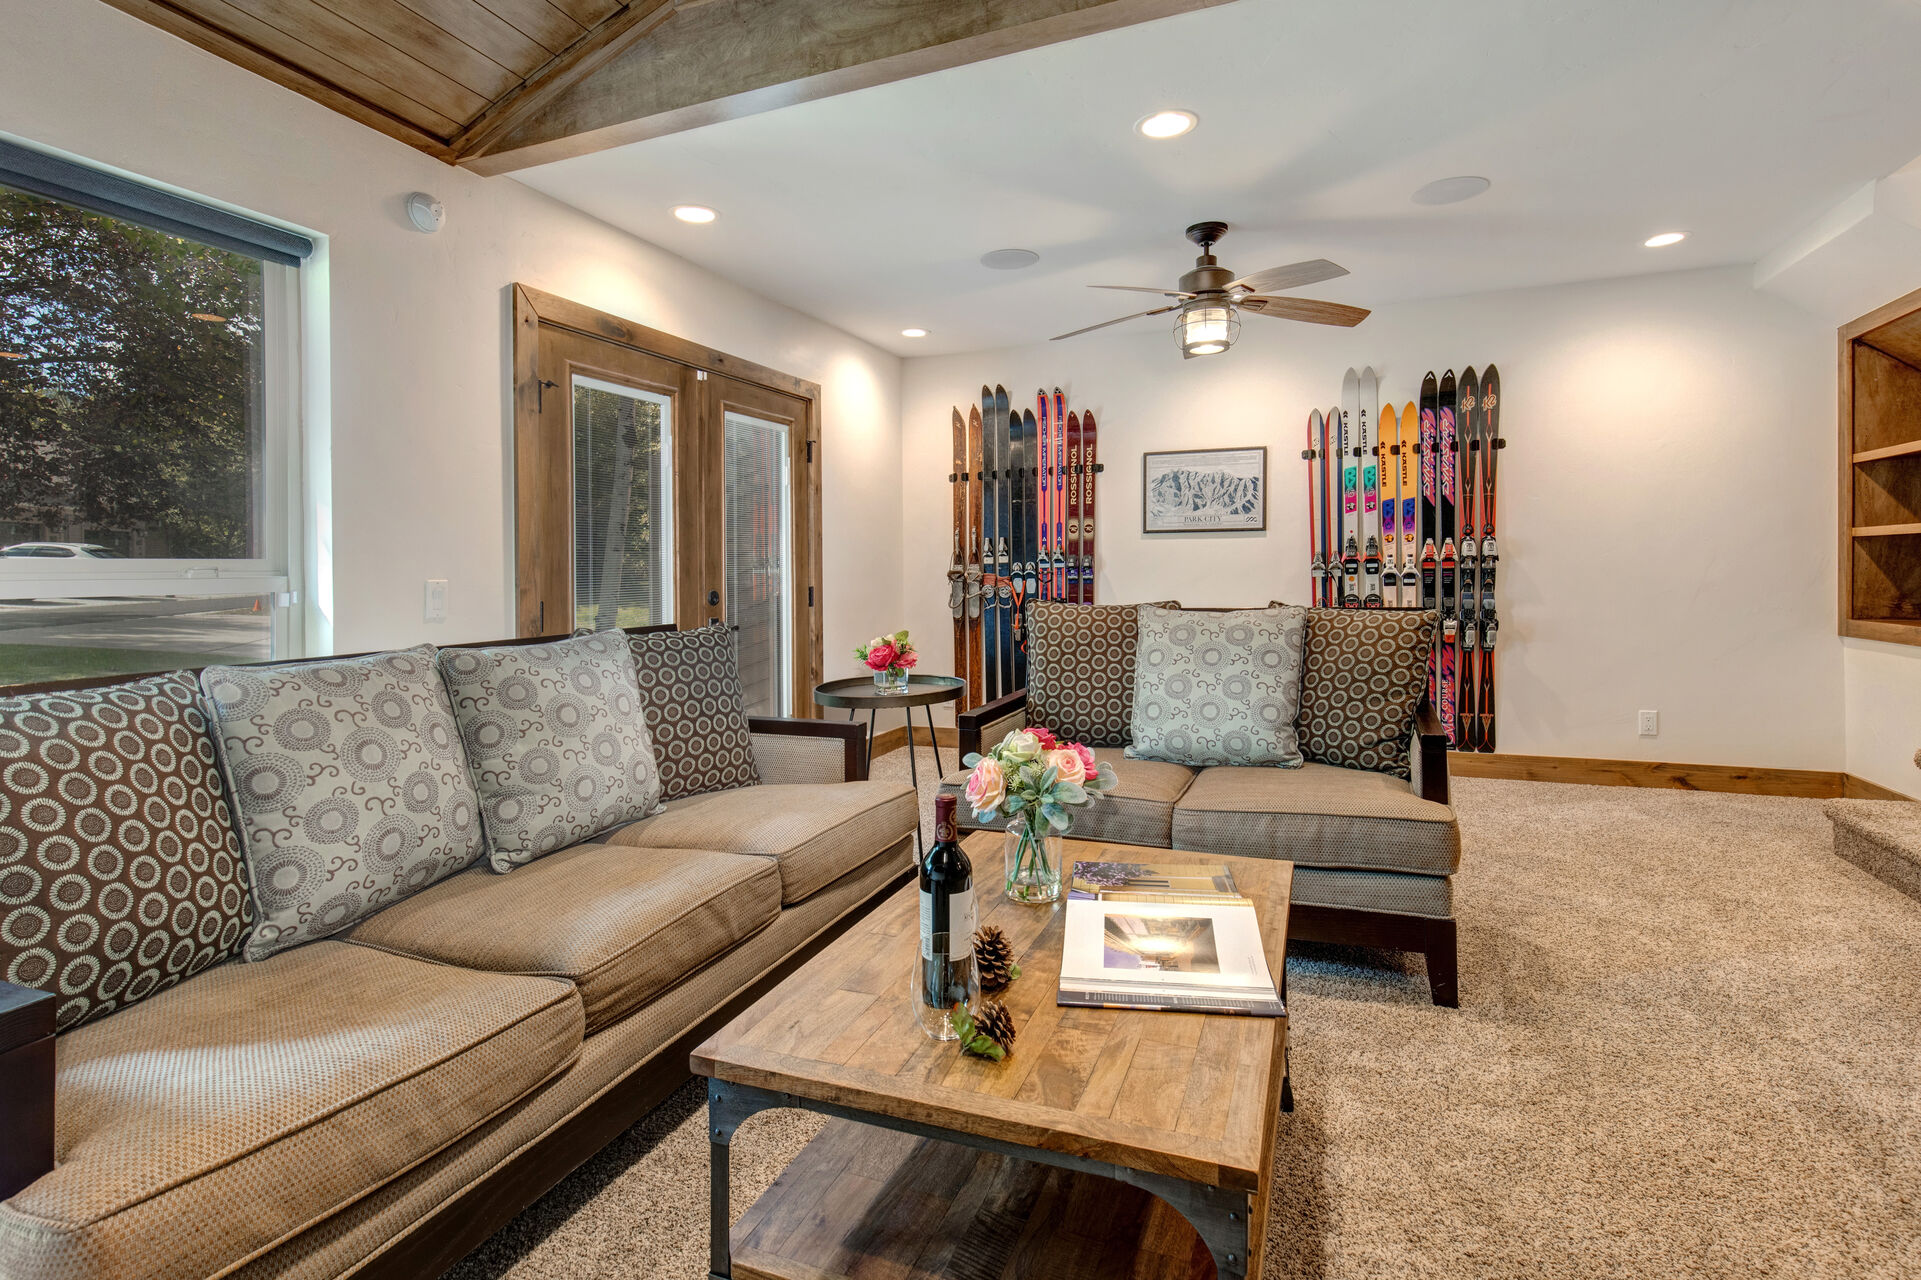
(513, 286), (822, 715)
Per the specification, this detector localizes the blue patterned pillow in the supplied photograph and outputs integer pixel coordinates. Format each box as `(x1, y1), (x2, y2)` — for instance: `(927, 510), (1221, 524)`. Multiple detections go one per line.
(1126, 605), (1309, 767)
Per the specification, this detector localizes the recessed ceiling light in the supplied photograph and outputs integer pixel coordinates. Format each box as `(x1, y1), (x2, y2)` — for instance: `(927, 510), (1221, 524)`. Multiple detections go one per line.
(901, 328), (928, 338)
(980, 248), (1040, 270)
(1411, 176), (1491, 206)
(1643, 231), (1686, 248)
(1136, 110), (1198, 140)
(673, 205), (717, 224)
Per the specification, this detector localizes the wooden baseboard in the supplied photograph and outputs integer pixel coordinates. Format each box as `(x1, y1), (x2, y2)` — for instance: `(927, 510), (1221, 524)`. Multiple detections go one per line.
(1449, 751), (1914, 801)
(868, 724), (960, 761)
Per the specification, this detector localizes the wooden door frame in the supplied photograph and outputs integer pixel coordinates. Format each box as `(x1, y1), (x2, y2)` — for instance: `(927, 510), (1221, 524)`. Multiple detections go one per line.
(511, 283), (825, 715)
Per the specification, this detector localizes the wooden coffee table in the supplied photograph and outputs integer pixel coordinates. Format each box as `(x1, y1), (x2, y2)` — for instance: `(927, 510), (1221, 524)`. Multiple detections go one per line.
(692, 834), (1293, 1280)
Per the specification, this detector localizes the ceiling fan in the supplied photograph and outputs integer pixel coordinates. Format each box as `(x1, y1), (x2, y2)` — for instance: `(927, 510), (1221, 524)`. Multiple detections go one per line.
(1050, 221), (1370, 358)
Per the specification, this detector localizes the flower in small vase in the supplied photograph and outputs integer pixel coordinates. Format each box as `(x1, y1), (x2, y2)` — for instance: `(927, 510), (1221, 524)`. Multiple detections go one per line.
(864, 641), (899, 671)
(1000, 729), (1043, 763)
(854, 629), (919, 675)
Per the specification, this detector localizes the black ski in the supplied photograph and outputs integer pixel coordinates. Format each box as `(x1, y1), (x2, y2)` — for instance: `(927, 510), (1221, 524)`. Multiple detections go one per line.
(994, 385), (1014, 696)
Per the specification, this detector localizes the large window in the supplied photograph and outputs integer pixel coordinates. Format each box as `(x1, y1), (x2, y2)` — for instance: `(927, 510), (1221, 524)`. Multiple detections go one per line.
(0, 142), (310, 688)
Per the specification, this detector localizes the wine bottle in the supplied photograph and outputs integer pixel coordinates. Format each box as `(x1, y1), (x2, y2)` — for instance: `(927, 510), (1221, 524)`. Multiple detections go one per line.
(920, 794), (976, 1012)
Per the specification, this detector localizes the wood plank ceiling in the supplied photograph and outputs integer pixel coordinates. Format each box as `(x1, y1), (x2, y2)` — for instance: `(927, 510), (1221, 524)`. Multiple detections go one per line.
(101, 0), (661, 161)
(98, 0), (1232, 171)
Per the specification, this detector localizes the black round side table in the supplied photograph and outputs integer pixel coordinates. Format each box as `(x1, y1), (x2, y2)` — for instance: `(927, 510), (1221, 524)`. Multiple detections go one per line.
(814, 674), (966, 846)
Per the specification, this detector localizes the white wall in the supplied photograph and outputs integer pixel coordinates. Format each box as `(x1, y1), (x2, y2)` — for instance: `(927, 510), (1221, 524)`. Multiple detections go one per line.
(0, 0), (902, 679)
(1753, 167), (1921, 797)
(901, 266), (1845, 770)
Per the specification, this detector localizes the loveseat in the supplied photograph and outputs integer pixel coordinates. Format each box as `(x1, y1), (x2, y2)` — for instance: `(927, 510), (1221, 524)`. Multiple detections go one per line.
(0, 624), (916, 1280)
(941, 602), (1462, 1006)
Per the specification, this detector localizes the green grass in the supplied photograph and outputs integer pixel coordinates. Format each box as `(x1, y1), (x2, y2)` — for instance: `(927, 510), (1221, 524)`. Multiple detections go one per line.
(0, 644), (238, 688)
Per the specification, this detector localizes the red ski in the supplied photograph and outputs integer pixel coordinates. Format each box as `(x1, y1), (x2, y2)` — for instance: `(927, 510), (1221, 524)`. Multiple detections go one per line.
(1477, 365), (1501, 750)
(1066, 411), (1083, 604)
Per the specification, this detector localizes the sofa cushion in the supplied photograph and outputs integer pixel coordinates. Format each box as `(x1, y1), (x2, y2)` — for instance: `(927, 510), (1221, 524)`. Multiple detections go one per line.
(0, 941), (581, 1280)
(1128, 605), (1309, 767)
(349, 842), (780, 1033)
(1291, 866), (1454, 919)
(603, 781), (915, 905)
(1172, 763), (1460, 875)
(625, 623), (760, 800)
(1024, 601), (1175, 747)
(201, 646), (486, 961)
(943, 748), (1195, 848)
(1296, 607), (1435, 779)
(439, 632), (664, 872)
(0, 672), (252, 1031)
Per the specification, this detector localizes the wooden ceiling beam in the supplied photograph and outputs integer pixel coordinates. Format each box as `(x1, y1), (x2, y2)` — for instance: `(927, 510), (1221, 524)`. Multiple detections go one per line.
(455, 0), (1237, 175)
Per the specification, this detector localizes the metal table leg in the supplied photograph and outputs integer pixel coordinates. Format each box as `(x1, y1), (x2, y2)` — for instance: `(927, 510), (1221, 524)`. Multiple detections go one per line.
(924, 703), (945, 777)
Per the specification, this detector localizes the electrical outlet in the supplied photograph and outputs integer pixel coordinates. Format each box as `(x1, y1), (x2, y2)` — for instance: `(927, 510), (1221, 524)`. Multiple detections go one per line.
(424, 578), (448, 623)
(1637, 709), (1658, 737)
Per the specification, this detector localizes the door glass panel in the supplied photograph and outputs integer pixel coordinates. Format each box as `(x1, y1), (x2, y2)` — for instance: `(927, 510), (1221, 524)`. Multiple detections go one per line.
(572, 375), (672, 632)
(724, 410), (791, 716)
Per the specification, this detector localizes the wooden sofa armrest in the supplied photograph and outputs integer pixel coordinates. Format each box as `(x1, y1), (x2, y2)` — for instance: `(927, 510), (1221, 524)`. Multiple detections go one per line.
(1411, 700), (1450, 806)
(956, 689), (1029, 763)
(748, 716), (869, 783)
(0, 981), (56, 1198)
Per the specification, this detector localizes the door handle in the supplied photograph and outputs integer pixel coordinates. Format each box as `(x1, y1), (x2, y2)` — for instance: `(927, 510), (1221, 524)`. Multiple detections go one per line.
(708, 590), (720, 606)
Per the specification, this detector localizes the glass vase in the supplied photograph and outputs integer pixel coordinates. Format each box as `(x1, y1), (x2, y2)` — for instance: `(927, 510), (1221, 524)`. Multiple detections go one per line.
(1004, 818), (1064, 904)
(873, 667), (909, 694)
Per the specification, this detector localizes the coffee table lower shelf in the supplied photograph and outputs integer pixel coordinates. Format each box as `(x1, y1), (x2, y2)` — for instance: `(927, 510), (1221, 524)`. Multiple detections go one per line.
(727, 1117), (1215, 1280)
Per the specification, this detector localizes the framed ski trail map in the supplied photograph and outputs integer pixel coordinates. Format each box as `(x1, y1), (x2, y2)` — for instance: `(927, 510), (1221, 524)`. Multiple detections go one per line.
(1142, 446), (1268, 534)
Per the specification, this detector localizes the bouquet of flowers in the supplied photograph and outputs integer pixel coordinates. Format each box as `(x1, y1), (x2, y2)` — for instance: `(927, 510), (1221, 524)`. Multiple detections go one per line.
(962, 727), (1119, 902)
(854, 630), (918, 678)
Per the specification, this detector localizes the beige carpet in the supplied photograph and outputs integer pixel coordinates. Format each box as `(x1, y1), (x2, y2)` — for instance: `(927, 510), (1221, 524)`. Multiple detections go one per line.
(445, 751), (1921, 1280)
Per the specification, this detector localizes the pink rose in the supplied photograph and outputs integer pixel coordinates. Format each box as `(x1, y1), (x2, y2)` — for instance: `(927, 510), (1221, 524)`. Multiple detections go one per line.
(897, 649), (919, 669)
(1031, 726), (1059, 750)
(865, 641), (898, 671)
(965, 758), (1006, 814)
(1049, 747), (1086, 785)
(1072, 742), (1097, 775)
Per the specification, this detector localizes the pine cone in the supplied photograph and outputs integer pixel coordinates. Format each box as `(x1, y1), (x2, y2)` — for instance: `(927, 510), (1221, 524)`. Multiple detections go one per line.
(974, 998), (1017, 1053)
(974, 924), (1022, 991)
(950, 999), (1017, 1060)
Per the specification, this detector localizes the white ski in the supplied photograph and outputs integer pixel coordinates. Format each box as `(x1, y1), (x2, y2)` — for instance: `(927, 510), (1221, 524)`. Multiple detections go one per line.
(1359, 365), (1382, 607)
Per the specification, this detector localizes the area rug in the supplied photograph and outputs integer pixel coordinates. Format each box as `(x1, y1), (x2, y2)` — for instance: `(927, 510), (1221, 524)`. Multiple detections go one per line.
(444, 753), (1921, 1280)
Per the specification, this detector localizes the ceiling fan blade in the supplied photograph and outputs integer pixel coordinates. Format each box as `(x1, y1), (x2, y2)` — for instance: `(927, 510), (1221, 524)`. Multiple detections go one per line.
(1226, 258), (1349, 295)
(1240, 295), (1371, 327)
(1089, 284), (1197, 298)
(1050, 304), (1181, 341)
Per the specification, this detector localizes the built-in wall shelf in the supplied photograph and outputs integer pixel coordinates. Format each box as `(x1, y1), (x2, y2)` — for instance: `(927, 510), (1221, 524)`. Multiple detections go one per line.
(1841, 284), (1921, 642)
(1852, 439), (1921, 463)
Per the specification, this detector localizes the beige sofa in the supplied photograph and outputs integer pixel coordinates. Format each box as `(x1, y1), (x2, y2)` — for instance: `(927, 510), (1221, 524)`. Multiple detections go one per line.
(945, 615), (1462, 1006)
(0, 629), (916, 1280)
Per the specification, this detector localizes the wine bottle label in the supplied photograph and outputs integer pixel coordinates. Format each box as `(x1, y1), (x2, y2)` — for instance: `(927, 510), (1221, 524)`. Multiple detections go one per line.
(919, 887), (976, 960)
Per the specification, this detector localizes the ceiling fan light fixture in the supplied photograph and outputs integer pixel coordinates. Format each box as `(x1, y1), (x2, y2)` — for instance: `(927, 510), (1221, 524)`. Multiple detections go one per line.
(1136, 110), (1198, 140)
(1176, 300), (1238, 358)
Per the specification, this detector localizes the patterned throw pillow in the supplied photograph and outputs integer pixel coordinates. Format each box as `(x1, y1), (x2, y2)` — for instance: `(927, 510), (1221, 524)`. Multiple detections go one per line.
(625, 624), (759, 801)
(202, 646), (485, 961)
(0, 672), (252, 1029)
(1296, 608), (1435, 779)
(439, 632), (664, 872)
(1126, 605), (1309, 767)
(1025, 602), (1178, 747)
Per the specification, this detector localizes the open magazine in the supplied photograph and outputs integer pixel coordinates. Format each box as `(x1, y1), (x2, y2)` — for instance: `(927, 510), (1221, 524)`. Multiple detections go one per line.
(1057, 861), (1285, 1017)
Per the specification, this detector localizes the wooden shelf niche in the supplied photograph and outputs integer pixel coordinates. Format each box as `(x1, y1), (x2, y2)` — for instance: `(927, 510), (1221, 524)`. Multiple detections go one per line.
(1841, 285), (1921, 644)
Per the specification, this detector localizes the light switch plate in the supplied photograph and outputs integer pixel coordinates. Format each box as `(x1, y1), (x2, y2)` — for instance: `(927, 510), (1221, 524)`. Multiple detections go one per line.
(425, 578), (448, 623)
